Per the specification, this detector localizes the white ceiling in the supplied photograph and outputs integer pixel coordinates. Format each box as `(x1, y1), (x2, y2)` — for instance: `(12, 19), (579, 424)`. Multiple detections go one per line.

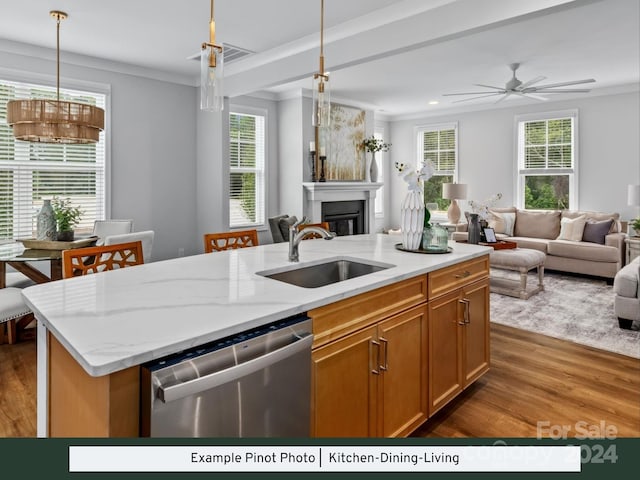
(0, 0), (638, 119)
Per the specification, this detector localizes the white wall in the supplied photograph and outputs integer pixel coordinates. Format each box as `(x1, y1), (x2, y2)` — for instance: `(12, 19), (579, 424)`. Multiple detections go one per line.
(388, 91), (640, 228)
(0, 47), (198, 261)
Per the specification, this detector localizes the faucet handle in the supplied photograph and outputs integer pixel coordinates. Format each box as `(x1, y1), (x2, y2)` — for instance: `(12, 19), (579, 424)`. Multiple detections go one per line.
(292, 216), (308, 230)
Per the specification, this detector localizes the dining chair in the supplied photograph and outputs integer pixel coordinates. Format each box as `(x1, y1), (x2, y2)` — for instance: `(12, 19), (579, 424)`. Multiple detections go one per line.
(62, 241), (144, 278)
(104, 230), (155, 263)
(0, 288), (33, 345)
(203, 229), (259, 253)
(92, 219), (134, 245)
(298, 222), (331, 240)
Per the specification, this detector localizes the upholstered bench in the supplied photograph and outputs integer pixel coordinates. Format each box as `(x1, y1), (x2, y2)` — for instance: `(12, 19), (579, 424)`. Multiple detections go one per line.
(613, 256), (639, 329)
(489, 248), (546, 299)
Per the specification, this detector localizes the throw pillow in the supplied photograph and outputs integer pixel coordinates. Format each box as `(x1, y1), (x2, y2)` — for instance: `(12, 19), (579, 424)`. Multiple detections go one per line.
(582, 219), (614, 245)
(556, 215), (587, 241)
(488, 210), (515, 236)
(514, 210), (561, 239)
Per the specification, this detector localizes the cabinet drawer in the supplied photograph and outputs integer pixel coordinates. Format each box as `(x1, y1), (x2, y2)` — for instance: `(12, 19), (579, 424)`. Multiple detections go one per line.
(428, 255), (489, 299)
(309, 275), (427, 349)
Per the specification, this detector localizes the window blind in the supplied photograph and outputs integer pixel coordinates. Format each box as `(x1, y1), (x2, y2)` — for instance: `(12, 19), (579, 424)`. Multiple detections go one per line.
(0, 78), (106, 240)
(523, 118), (573, 169)
(420, 126), (456, 174)
(229, 112), (265, 228)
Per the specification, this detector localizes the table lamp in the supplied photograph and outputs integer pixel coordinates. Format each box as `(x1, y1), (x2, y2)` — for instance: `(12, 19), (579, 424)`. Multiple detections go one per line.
(442, 183), (468, 224)
(628, 184), (640, 236)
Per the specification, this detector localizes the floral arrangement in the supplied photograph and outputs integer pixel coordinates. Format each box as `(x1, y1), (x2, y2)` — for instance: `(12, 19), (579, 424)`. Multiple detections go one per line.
(361, 135), (391, 153)
(468, 193), (503, 220)
(394, 160), (435, 192)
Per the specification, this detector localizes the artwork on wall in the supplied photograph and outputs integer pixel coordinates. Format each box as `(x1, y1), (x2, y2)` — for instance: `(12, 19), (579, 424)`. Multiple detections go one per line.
(325, 104), (366, 181)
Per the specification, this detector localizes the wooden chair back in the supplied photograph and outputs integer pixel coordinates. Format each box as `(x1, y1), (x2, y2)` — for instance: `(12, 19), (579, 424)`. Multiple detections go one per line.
(203, 229), (259, 253)
(297, 222), (330, 240)
(62, 241), (144, 278)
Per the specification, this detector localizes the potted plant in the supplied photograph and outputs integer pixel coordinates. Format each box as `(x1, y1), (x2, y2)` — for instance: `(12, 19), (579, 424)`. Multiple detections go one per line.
(361, 136), (391, 183)
(51, 196), (84, 241)
(630, 218), (640, 237)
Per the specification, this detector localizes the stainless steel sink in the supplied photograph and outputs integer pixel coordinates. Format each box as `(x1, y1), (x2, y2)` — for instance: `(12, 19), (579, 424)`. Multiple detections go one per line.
(256, 257), (395, 288)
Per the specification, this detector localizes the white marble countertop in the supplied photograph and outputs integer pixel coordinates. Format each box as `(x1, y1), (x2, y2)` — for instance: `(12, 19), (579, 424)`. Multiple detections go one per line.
(22, 234), (490, 377)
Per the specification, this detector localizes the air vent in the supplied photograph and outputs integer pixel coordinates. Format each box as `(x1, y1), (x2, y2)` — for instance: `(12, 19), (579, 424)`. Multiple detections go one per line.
(187, 43), (254, 64)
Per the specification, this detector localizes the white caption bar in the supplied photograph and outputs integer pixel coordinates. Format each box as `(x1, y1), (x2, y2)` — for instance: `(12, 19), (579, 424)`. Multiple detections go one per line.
(69, 446), (580, 473)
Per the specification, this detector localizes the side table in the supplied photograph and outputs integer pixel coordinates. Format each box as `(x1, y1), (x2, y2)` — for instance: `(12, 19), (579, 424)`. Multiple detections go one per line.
(626, 236), (640, 265)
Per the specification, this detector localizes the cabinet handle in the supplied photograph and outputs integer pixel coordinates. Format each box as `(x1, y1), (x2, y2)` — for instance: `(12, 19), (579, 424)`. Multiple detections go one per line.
(370, 340), (381, 375)
(454, 270), (471, 279)
(458, 298), (470, 325)
(379, 337), (389, 371)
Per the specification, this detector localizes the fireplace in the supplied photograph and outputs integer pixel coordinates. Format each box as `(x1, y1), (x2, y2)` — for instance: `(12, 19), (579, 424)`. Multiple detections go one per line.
(302, 182), (382, 234)
(322, 201), (365, 236)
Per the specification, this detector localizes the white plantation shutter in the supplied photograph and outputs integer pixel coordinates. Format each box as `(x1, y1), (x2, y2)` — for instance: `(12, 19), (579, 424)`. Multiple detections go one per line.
(229, 111), (265, 228)
(419, 123), (457, 175)
(0, 78), (106, 240)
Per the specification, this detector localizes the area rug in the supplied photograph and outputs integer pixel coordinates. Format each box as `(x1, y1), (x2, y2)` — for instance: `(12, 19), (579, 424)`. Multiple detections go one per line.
(489, 270), (640, 359)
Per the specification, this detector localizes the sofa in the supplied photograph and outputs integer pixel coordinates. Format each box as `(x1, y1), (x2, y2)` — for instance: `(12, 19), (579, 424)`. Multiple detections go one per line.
(452, 208), (625, 280)
(613, 256), (640, 329)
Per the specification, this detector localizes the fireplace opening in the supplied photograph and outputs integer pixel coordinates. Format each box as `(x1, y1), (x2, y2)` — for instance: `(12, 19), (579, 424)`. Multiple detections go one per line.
(322, 200), (365, 236)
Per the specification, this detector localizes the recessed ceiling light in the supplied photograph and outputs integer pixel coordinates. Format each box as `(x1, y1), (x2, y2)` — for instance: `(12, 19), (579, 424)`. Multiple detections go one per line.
(428, 100), (439, 105)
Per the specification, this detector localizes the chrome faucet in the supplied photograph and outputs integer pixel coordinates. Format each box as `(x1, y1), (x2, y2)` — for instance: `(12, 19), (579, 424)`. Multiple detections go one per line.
(289, 217), (335, 262)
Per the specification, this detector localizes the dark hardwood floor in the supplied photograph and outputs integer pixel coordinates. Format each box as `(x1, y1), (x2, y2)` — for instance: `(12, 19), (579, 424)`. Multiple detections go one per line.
(1, 323), (638, 438)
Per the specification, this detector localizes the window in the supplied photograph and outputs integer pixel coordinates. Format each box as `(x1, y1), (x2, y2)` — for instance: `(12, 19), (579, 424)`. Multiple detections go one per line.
(416, 123), (458, 211)
(0, 78), (106, 240)
(229, 110), (265, 228)
(516, 110), (577, 210)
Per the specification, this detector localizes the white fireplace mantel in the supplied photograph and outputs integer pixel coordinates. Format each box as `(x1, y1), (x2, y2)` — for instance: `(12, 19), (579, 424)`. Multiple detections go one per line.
(302, 182), (383, 234)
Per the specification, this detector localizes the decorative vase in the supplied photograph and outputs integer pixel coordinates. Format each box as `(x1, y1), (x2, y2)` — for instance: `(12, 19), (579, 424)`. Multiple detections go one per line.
(468, 213), (481, 244)
(36, 199), (57, 241)
(369, 152), (378, 182)
(401, 190), (425, 250)
(364, 153), (371, 182)
(423, 223), (449, 251)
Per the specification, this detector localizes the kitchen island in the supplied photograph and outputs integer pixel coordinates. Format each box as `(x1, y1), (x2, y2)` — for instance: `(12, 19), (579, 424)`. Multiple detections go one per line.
(22, 233), (491, 437)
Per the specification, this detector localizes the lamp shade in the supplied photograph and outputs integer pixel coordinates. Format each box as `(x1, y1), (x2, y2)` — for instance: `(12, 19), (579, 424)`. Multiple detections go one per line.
(442, 183), (468, 200)
(628, 184), (640, 207)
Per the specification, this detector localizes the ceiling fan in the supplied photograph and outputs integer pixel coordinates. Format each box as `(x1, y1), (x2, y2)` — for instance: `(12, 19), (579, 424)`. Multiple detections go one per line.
(442, 63), (595, 103)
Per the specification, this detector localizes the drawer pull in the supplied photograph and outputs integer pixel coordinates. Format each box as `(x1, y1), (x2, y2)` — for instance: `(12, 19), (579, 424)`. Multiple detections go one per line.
(458, 298), (470, 325)
(454, 270), (471, 279)
(379, 337), (389, 371)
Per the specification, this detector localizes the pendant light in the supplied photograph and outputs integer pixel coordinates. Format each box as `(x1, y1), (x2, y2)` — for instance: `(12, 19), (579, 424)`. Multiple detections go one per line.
(6, 11), (104, 144)
(201, 0), (224, 111)
(312, 0), (330, 127)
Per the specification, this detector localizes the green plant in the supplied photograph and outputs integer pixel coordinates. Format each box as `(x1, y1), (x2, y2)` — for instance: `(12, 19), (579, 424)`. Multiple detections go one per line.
(631, 218), (640, 231)
(51, 196), (83, 232)
(361, 135), (391, 153)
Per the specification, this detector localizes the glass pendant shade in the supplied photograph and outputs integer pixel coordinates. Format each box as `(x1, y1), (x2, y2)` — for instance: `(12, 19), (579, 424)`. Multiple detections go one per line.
(312, 75), (330, 127)
(200, 46), (224, 112)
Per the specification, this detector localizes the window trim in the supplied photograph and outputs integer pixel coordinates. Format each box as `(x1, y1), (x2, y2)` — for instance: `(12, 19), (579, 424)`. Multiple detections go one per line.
(228, 104), (267, 230)
(0, 71), (110, 240)
(514, 109), (579, 210)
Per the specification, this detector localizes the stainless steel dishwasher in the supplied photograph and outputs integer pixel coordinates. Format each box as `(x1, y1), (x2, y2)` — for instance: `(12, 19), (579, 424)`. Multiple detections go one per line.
(141, 314), (312, 437)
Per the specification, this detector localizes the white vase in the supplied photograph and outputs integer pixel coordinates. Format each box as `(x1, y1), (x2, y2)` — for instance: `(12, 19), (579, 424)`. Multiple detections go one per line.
(36, 199), (57, 241)
(364, 154), (371, 182)
(370, 152), (378, 182)
(401, 190), (425, 250)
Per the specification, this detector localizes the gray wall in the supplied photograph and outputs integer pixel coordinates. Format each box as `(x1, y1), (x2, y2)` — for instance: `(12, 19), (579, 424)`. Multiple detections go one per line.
(0, 47), (198, 262)
(388, 91), (640, 228)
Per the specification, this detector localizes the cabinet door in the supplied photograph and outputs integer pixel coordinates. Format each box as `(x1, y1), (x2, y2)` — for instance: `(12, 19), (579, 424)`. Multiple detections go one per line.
(462, 278), (490, 385)
(377, 305), (428, 437)
(311, 326), (378, 437)
(428, 290), (463, 416)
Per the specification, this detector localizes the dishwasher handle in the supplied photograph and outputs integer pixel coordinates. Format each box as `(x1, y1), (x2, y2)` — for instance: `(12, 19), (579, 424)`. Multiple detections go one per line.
(157, 333), (313, 403)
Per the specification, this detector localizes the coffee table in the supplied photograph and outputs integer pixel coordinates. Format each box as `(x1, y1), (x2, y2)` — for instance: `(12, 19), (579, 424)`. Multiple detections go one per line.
(489, 247), (546, 299)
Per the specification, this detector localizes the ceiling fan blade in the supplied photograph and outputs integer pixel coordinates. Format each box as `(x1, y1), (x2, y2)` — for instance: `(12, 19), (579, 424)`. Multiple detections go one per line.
(518, 76), (546, 89)
(494, 92), (511, 104)
(527, 88), (592, 94)
(472, 83), (506, 91)
(451, 93), (504, 103)
(530, 78), (595, 89)
(513, 91), (549, 101)
(442, 91), (504, 96)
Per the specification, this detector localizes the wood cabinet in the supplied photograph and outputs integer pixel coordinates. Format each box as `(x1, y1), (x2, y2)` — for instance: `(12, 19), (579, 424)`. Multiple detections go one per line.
(428, 276), (490, 416)
(311, 305), (428, 437)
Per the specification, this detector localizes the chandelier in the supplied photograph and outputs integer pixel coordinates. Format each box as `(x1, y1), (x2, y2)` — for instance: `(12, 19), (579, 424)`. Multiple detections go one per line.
(6, 11), (105, 144)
